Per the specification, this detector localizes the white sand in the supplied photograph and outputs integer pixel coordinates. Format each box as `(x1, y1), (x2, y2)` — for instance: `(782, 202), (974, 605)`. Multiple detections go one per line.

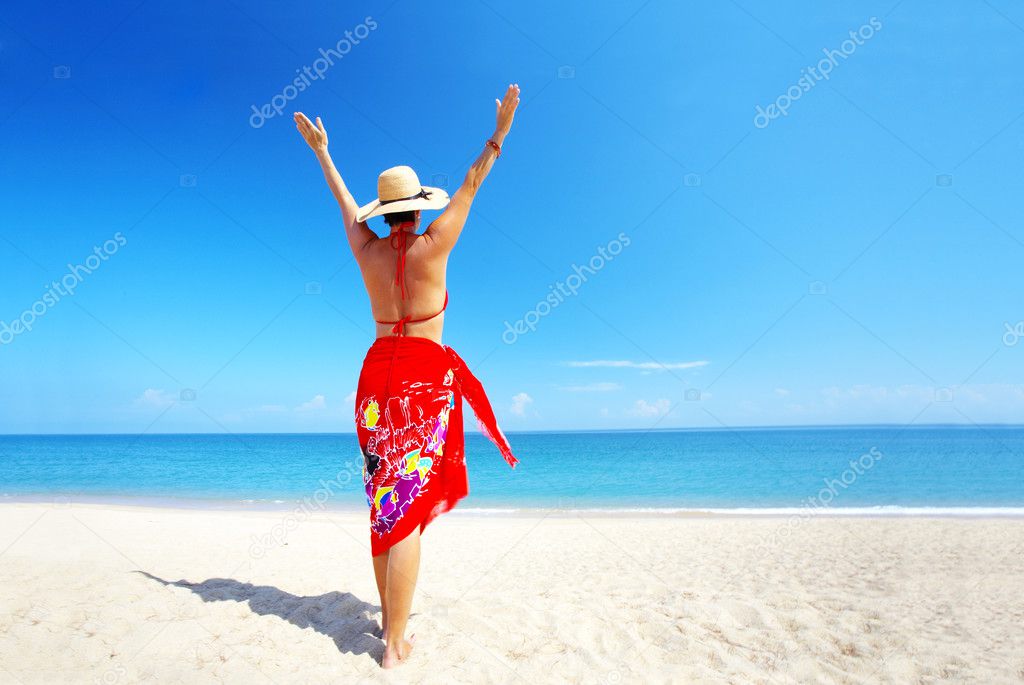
(1, 503), (1022, 684)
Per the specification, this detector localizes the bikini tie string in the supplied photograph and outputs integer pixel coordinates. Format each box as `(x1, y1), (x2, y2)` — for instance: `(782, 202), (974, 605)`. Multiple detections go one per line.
(384, 291), (448, 336)
(390, 316), (409, 336)
(389, 222), (414, 301)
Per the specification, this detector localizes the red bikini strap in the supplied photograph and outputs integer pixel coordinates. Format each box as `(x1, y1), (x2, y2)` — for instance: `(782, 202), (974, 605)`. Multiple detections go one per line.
(376, 291), (448, 336)
(389, 221), (414, 300)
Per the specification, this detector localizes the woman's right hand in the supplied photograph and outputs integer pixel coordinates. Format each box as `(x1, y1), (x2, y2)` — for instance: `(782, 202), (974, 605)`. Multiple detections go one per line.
(294, 112), (329, 153)
(493, 84), (520, 140)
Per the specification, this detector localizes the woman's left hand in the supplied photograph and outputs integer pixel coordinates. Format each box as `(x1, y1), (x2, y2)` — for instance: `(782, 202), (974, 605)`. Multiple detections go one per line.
(294, 112), (329, 153)
(494, 84), (520, 140)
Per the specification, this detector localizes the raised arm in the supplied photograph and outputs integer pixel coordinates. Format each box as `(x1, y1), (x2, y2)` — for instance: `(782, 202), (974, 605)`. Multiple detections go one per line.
(294, 112), (377, 257)
(425, 84), (520, 252)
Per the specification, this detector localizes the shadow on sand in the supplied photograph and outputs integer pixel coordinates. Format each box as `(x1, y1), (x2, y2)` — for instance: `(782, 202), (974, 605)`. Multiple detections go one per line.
(137, 572), (383, 662)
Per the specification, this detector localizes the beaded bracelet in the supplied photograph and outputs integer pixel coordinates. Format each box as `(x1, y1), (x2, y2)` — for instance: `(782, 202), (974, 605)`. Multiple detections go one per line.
(486, 139), (502, 156)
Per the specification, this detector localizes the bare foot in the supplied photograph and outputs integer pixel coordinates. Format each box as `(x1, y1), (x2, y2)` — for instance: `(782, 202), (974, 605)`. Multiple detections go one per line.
(382, 634), (416, 669)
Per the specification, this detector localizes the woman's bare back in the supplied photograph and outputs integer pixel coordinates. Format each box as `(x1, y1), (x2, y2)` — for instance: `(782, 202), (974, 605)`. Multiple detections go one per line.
(360, 227), (448, 343)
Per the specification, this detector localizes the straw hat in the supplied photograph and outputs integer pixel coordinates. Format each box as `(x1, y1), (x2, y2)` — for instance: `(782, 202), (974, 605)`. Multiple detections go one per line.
(356, 166), (449, 222)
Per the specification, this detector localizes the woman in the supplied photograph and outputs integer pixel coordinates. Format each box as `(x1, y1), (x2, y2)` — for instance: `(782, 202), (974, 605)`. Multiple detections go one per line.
(294, 83), (521, 668)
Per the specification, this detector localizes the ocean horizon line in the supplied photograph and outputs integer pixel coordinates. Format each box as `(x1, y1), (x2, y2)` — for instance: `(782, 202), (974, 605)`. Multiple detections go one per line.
(3, 422), (1024, 438)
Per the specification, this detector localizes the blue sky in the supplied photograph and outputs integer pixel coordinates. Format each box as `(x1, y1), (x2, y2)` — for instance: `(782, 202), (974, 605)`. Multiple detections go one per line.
(1, 1), (1022, 434)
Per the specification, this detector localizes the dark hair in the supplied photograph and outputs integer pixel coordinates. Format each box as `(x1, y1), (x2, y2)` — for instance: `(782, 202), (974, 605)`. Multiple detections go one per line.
(383, 210), (417, 227)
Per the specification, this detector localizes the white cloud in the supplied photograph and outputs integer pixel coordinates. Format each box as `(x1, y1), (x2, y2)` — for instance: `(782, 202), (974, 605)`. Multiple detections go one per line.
(567, 360), (709, 371)
(510, 392), (533, 417)
(230, 392), (355, 423)
(821, 384), (932, 404)
(802, 383), (1024, 423)
(629, 398), (671, 417)
(136, 388), (174, 408)
(295, 394), (327, 412)
(774, 388), (790, 397)
(559, 382), (620, 392)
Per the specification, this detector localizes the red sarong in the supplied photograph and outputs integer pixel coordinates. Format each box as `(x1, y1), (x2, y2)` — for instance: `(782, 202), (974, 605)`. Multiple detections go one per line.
(355, 336), (517, 556)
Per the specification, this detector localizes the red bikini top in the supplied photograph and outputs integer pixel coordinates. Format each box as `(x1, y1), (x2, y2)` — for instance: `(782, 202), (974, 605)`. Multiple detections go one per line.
(374, 221), (448, 336)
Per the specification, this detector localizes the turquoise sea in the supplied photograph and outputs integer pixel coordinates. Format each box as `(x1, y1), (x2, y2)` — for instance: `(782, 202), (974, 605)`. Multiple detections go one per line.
(2, 427), (1023, 513)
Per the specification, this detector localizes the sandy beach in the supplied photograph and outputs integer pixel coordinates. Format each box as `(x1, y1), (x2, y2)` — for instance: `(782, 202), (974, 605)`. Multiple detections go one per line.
(0, 503), (1022, 684)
